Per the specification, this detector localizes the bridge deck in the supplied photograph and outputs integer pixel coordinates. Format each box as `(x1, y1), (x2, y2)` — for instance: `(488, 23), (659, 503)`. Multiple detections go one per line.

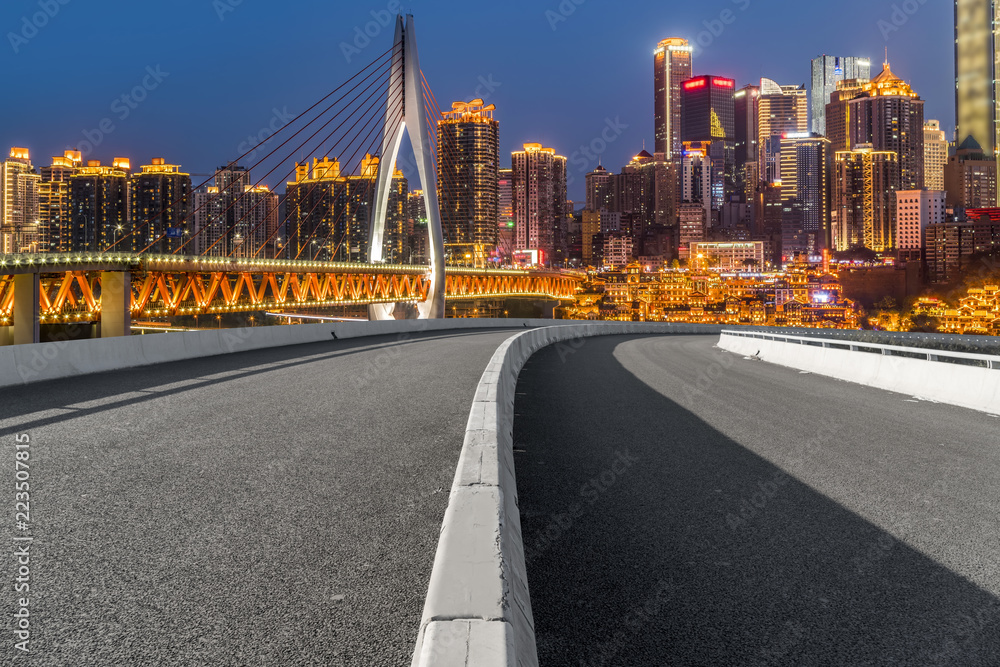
(0, 328), (520, 665)
(515, 335), (1000, 665)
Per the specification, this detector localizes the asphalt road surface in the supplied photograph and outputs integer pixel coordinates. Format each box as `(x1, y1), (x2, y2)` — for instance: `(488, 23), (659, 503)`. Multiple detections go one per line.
(515, 334), (1000, 666)
(0, 328), (519, 666)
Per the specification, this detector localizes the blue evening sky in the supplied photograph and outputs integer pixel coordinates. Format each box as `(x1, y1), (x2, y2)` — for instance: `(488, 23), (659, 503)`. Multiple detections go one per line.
(0, 0), (953, 201)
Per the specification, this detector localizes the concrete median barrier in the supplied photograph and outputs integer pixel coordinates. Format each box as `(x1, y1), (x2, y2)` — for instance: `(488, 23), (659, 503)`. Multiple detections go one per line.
(412, 323), (722, 667)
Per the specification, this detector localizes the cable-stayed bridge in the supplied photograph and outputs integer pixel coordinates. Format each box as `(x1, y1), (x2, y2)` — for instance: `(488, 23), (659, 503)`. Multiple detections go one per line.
(0, 15), (581, 344)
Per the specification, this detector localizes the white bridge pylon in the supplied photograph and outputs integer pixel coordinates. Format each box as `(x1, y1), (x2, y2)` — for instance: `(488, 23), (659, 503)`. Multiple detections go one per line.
(368, 14), (445, 320)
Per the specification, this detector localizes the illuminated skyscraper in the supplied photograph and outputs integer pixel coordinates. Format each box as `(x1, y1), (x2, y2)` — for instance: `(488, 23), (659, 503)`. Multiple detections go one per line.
(406, 189), (428, 263)
(585, 164), (612, 212)
(896, 189), (945, 261)
(1, 148), (42, 254)
(512, 143), (567, 264)
(944, 135), (998, 208)
(39, 150), (81, 252)
(923, 120), (949, 192)
(779, 133), (830, 256)
(955, 0), (999, 193)
(436, 99), (500, 259)
(681, 75), (736, 215)
(68, 159), (130, 252)
(132, 158), (191, 254)
(497, 169), (514, 260)
(734, 84), (760, 203)
(832, 145), (899, 252)
(654, 38), (693, 159)
(757, 79), (809, 185)
(824, 78), (869, 153)
(680, 141), (713, 223)
(848, 62), (925, 190)
(285, 155), (402, 262)
(810, 55), (871, 135)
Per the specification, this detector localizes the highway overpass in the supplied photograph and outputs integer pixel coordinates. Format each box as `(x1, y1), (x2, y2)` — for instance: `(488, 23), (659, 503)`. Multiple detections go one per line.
(1, 322), (997, 665)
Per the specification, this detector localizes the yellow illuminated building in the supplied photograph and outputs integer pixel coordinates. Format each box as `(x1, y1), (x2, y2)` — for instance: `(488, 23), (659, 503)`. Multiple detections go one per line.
(40, 150), (82, 252)
(286, 154), (405, 262)
(560, 263), (857, 328)
(956, 0), (1000, 203)
(1, 147), (42, 253)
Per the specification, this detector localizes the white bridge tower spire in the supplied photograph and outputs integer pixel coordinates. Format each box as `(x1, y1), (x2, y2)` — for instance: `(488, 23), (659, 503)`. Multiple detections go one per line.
(368, 14), (445, 319)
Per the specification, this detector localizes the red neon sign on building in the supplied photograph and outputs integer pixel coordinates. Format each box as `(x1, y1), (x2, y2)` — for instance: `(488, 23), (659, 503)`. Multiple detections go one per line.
(683, 78), (707, 90)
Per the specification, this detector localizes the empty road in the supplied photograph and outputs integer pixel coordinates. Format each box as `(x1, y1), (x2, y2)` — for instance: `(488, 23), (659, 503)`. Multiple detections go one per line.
(515, 334), (1000, 666)
(0, 328), (519, 666)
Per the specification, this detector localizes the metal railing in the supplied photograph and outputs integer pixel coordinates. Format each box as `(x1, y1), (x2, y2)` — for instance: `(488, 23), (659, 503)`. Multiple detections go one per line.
(720, 329), (1000, 370)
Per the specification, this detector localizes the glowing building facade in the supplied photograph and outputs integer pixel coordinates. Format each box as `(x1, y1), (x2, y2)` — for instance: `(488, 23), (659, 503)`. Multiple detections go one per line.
(1, 148), (42, 254)
(512, 143), (567, 264)
(810, 55), (871, 135)
(955, 0), (1000, 197)
(68, 159), (131, 253)
(436, 99), (500, 259)
(39, 151), (82, 253)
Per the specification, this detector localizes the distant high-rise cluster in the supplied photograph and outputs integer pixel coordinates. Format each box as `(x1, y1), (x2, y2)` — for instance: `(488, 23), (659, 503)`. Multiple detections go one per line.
(0, 146), (297, 259)
(5, 5), (998, 280)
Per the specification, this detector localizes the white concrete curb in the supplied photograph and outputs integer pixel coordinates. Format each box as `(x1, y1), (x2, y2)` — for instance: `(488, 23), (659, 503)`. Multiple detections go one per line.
(718, 332), (1000, 416)
(412, 323), (722, 667)
(0, 319), (584, 388)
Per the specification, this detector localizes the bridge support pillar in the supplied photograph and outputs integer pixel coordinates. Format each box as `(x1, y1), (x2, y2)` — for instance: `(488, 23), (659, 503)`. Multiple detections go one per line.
(13, 273), (40, 345)
(100, 271), (131, 338)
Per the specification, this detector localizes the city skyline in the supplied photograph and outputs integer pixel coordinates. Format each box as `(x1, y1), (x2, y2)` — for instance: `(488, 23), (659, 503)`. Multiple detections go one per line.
(1, 0), (954, 202)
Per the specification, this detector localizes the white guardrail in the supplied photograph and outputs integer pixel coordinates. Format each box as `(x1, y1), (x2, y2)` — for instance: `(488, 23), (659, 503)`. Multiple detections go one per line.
(718, 329), (1000, 415)
(412, 323), (721, 667)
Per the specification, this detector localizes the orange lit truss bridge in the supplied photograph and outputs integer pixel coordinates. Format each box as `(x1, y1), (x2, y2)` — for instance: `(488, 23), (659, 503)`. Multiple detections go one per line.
(0, 253), (582, 325)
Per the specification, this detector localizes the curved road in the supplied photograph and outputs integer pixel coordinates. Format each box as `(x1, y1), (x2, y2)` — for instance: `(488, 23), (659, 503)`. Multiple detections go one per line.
(515, 334), (1000, 666)
(0, 328), (518, 666)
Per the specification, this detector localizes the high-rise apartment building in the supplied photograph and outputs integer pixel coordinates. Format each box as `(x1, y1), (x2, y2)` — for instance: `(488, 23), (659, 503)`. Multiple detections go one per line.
(757, 79), (809, 185)
(810, 55), (871, 135)
(585, 164), (612, 212)
(39, 151), (81, 253)
(681, 75), (736, 215)
(192, 163), (280, 258)
(779, 133), (830, 257)
(955, 0), (999, 196)
(832, 145), (899, 252)
(848, 62), (925, 190)
(824, 78), (869, 153)
(406, 189), (429, 264)
(436, 99), (500, 258)
(68, 159), (130, 252)
(896, 189), (946, 260)
(678, 203), (708, 259)
(681, 141), (713, 223)
(654, 38), (693, 159)
(734, 84), (760, 203)
(944, 135), (999, 208)
(132, 158), (191, 254)
(284, 155), (402, 262)
(511, 143), (567, 264)
(923, 120), (949, 192)
(1, 148), (42, 254)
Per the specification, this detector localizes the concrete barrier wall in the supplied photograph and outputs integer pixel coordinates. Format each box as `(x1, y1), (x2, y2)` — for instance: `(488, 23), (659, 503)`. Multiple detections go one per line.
(0, 318), (597, 389)
(412, 323), (722, 667)
(718, 333), (1000, 416)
